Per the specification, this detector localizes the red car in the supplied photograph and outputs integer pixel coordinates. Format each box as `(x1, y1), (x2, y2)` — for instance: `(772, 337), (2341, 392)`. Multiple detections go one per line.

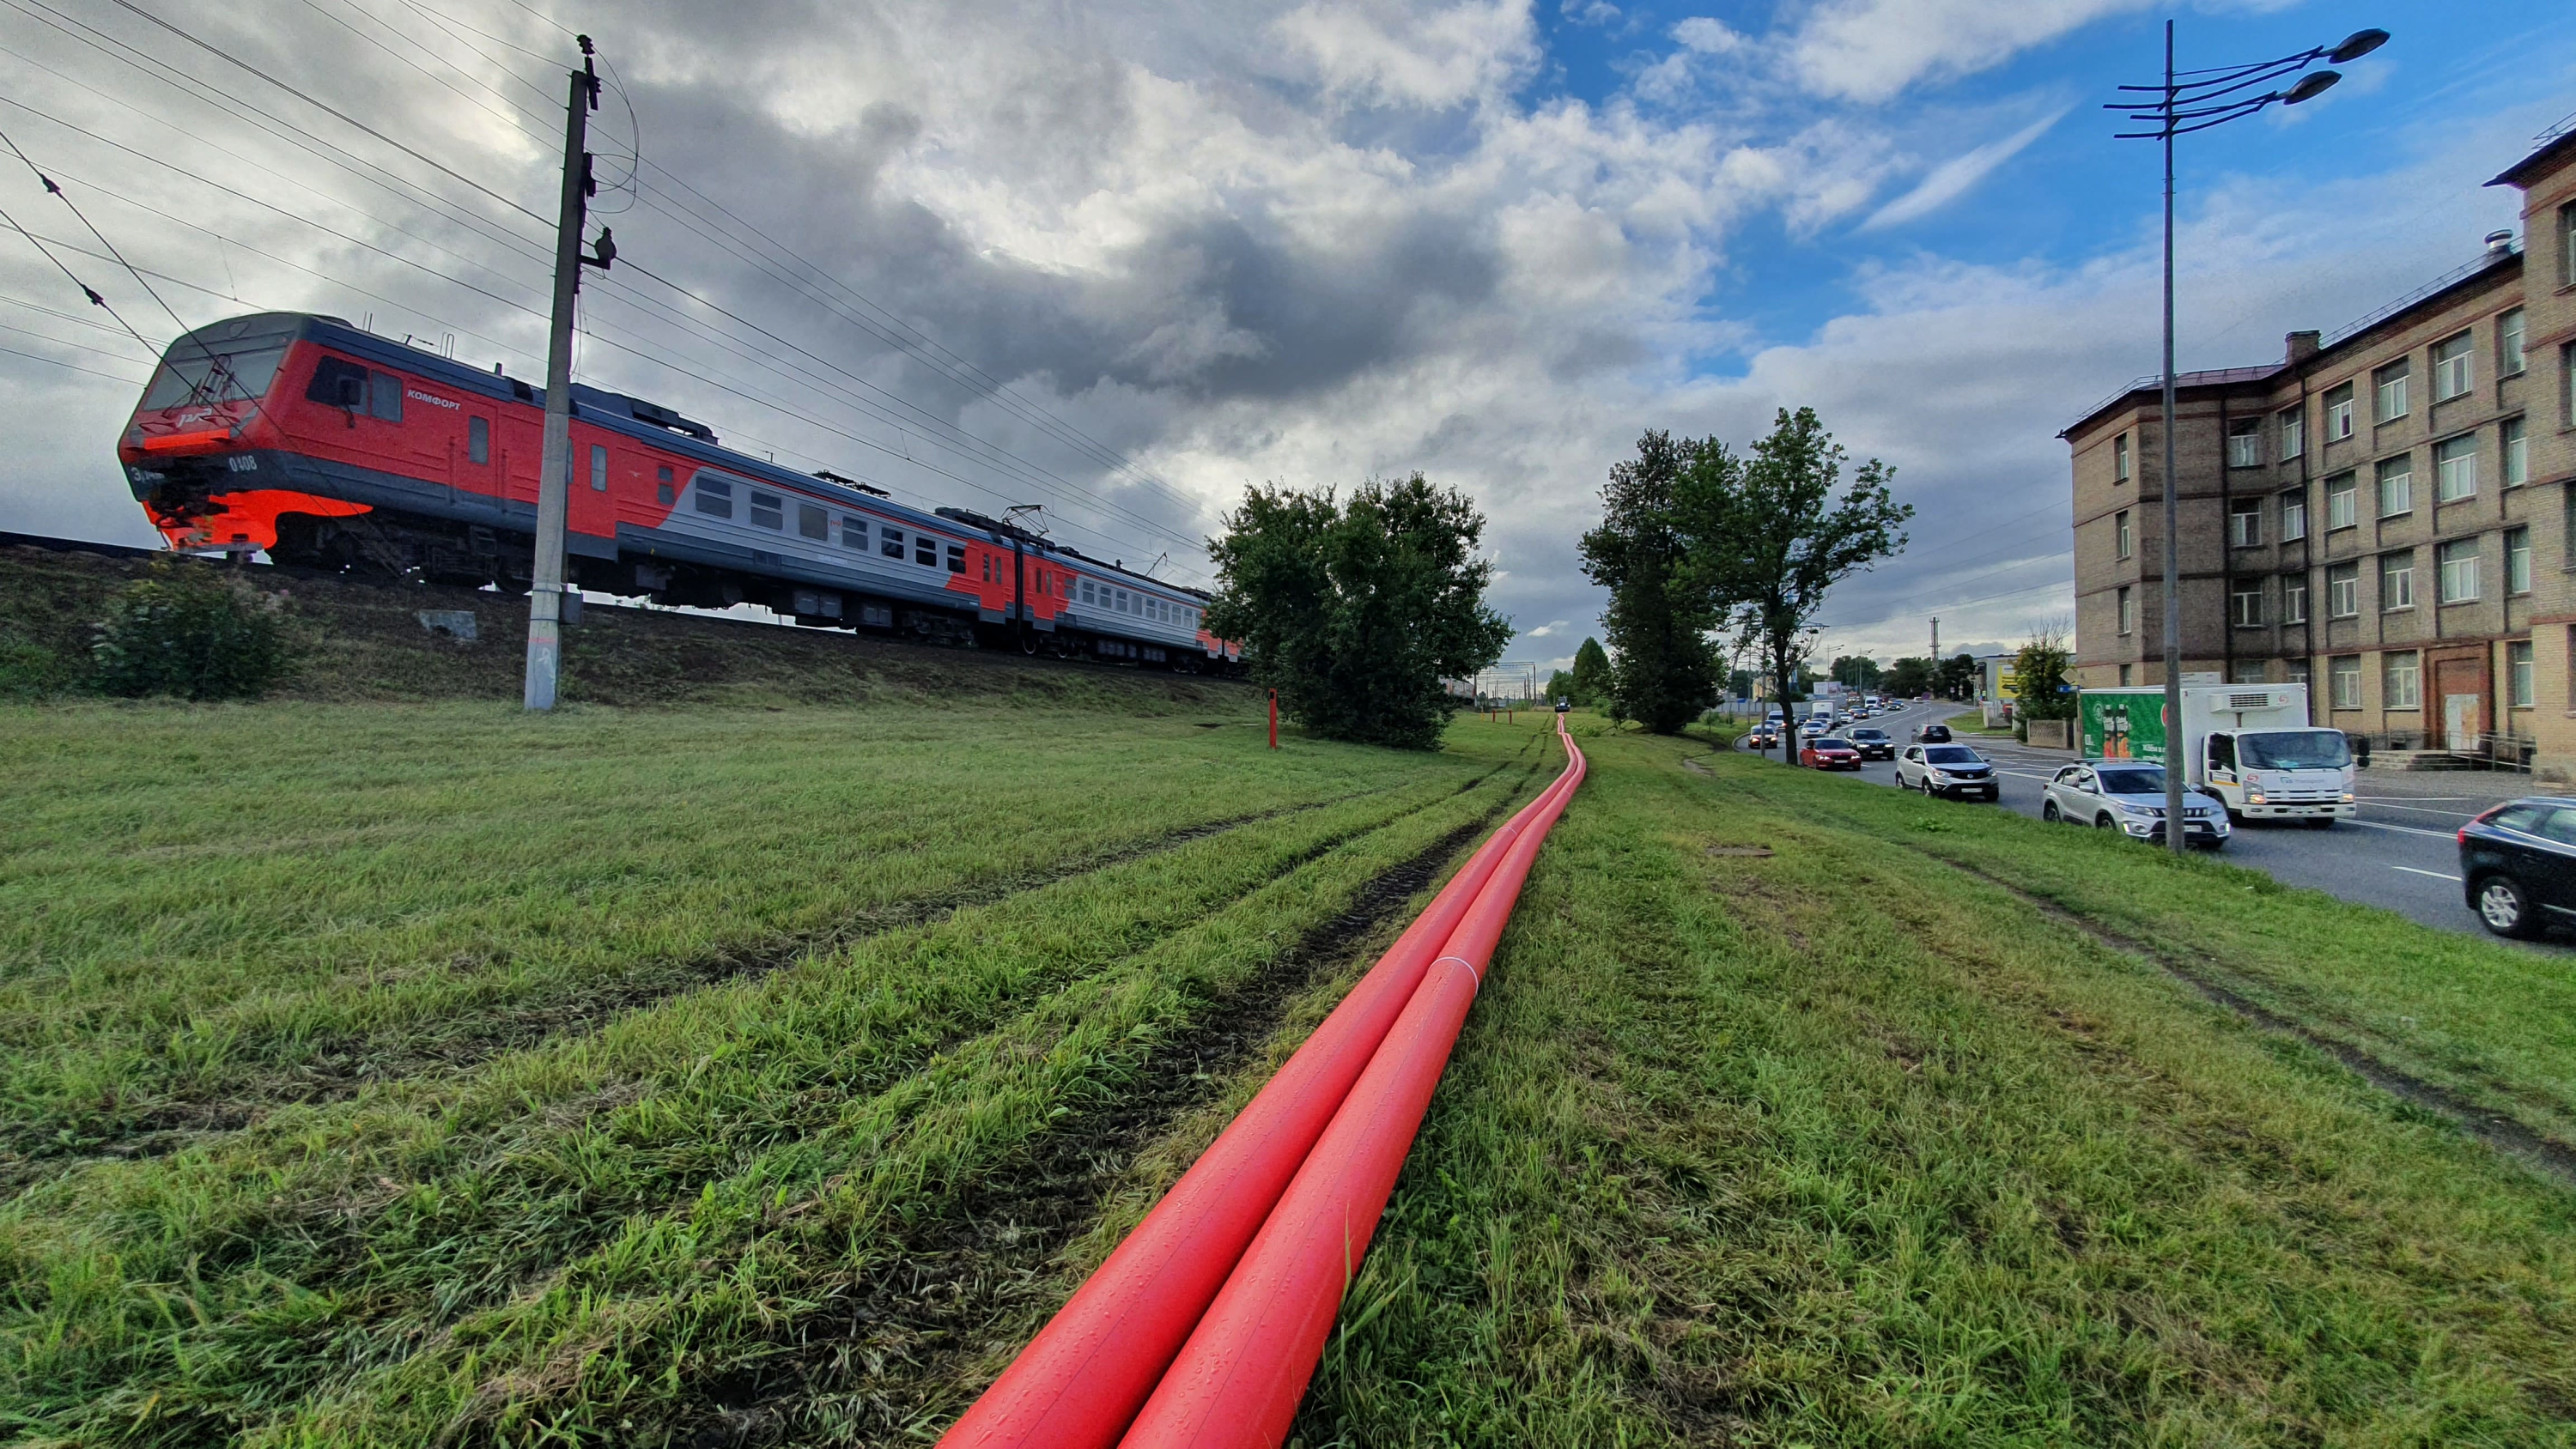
(1800, 736), (1862, 770)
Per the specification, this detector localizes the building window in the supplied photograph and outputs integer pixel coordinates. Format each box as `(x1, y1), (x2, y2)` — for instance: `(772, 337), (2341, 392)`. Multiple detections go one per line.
(2502, 416), (2528, 487)
(2231, 581), (2265, 627)
(2434, 433), (2478, 503)
(2381, 551), (2415, 611)
(2376, 456), (2413, 518)
(841, 516), (867, 550)
(2330, 654), (2362, 709)
(2509, 526), (2531, 595)
(2500, 307), (2526, 377)
(2433, 330), (2474, 401)
(2285, 659), (2311, 687)
(2227, 416), (2263, 468)
(2325, 472), (2357, 530)
(798, 502), (829, 541)
(2374, 360), (2409, 423)
(2228, 498), (2262, 548)
(468, 415), (490, 465)
(590, 444), (607, 493)
(2113, 432), (2130, 482)
(2279, 407), (2304, 461)
(694, 475), (733, 518)
(2328, 561), (2360, 618)
(2281, 573), (2308, 623)
(2325, 382), (2355, 440)
(2438, 538), (2480, 604)
(2281, 489), (2307, 542)
(2118, 664), (2133, 686)
(748, 490), (783, 530)
(882, 526), (906, 559)
(2114, 509), (2131, 560)
(2385, 650), (2421, 710)
(2564, 201), (2576, 286)
(2117, 585), (2135, 634)
(2232, 660), (2269, 684)
(2565, 343), (2576, 426)
(2510, 640), (2536, 708)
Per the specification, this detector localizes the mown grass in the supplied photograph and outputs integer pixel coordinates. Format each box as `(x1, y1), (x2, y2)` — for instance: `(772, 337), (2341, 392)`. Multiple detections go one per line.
(0, 697), (1555, 1446)
(1302, 722), (2576, 1446)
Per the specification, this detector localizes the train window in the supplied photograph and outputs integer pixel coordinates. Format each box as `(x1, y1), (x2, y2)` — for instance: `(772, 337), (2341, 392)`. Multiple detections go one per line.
(982, 556), (992, 582)
(468, 415), (489, 465)
(881, 527), (905, 559)
(368, 371), (403, 422)
(749, 490), (783, 530)
(303, 355), (368, 409)
(798, 502), (828, 540)
(590, 445), (608, 492)
(656, 465), (674, 505)
(947, 543), (965, 573)
(841, 516), (867, 549)
(1115, 588), (1129, 613)
(915, 536), (937, 567)
(695, 476), (733, 518)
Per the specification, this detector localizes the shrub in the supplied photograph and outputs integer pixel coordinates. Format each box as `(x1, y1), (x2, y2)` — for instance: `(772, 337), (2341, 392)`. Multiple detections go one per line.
(92, 559), (296, 700)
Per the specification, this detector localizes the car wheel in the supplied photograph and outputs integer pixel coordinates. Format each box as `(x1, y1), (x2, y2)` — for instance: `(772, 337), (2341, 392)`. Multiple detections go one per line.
(2095, 814), (2117, 831)
(2476, 875), (2537, 938)
(2043, 799), (2061, 822)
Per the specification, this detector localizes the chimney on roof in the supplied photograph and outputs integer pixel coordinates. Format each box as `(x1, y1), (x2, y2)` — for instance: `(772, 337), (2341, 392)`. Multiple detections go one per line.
(2285, 330), (2321, 363)
(2486, 228), (2516, 258)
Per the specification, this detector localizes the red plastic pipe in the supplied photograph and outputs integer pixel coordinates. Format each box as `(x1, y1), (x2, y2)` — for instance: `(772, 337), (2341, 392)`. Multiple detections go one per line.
(936, 732), (1581, 1449)
(1116, 722), (1585, 1449)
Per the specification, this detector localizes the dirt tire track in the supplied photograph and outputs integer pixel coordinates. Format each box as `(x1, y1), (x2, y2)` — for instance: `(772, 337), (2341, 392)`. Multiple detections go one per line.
(657, 783), (1539, 1449)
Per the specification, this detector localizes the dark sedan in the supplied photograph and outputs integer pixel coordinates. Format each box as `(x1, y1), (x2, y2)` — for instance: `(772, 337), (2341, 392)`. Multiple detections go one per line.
(2458, 797), (2576, 937)
(1800, 737), (1862, 770)
(1913, 723), (1953, 744)
(1845, 726), (1895, 760)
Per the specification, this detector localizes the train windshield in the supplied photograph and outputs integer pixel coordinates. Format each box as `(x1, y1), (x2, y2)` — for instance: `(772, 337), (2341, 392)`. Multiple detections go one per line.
(139, 339), (291, 411)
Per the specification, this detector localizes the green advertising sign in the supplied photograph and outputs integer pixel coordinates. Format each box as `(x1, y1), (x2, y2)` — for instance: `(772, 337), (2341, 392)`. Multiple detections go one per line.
(2079, 691), (2166, 763)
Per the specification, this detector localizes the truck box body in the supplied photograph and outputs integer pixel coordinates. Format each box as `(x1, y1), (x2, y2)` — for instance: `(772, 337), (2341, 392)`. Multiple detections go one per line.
(2078, 684), (2354, 822)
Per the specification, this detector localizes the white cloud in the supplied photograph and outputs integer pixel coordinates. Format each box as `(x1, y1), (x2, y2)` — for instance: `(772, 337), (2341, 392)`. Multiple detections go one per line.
(1862, 105), (2069, 230)
(1785, 0), (2298, 104)
(1670, 16), (1746, 55)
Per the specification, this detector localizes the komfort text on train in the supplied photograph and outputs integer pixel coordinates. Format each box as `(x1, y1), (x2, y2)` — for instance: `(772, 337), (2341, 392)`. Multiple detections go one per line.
(116, 312), (1241, 668)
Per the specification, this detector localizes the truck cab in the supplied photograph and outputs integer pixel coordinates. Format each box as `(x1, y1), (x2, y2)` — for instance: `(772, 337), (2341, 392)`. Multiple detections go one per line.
(2201, 728), (2355, 825)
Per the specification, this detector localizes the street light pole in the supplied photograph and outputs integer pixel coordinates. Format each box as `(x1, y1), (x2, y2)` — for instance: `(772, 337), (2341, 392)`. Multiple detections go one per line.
(2112, 20), (2385, 855)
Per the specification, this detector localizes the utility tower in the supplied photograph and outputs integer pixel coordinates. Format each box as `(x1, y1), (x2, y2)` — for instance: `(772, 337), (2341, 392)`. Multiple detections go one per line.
(522, 35), (617, 711)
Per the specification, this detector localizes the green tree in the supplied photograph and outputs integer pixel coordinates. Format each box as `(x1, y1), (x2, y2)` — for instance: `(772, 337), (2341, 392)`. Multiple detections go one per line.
(1728, 667), (1755, 700)
(1935, 652), (1980, 700)
(1579, 433), (1719, 733)
(1883, 656), (1933, 698)
(2012, 631), (2075, 721)
(1680, 409), (1911, 764)
(1832, 654), (1882, 689)
(1205, 473), (1512, 749)
(1567, 636), (1611, 706)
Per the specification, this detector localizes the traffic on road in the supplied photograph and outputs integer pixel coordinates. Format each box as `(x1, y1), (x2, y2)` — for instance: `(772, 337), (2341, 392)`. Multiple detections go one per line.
(1738, 696), (2572, 948)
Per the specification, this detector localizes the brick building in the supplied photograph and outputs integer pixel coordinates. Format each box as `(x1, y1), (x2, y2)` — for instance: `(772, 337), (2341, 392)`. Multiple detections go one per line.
(2063, 124), (2576, 776)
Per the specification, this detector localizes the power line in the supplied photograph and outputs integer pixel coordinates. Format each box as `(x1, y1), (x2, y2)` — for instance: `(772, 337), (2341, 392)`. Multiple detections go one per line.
(0, 339), (146, 383)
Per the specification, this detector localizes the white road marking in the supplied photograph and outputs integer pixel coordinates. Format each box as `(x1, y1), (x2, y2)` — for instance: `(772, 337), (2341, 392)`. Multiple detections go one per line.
(2391, 864), (2463, 882)
(2359, 800), (2487, 815)
(2342, 818), (2458, 840)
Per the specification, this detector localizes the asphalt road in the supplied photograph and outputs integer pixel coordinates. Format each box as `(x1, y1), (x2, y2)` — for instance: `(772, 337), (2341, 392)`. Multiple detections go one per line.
(1739, 698), (2567, 949)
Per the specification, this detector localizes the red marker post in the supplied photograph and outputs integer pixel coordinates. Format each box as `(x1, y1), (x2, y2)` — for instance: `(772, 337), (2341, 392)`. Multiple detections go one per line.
(1268, 690), (1278, 749)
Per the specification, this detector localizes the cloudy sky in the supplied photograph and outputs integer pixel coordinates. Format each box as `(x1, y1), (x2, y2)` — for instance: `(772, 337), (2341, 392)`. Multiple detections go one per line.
(3, 0), (2572, 670)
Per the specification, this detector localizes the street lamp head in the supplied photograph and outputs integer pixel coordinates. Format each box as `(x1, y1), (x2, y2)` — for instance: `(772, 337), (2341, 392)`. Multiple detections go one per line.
(2282, 70), (2341, 105)
(2327, 27), (2389, 63)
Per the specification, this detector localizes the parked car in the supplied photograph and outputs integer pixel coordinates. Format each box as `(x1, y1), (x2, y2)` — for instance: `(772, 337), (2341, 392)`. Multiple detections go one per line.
(2457, 797), (2576, 937)
(1801, 736), (1862, 771)
(1845, 726), (1895, 760)
(1913, 722), (1953, 744)
(1896, 743), (1997, 799)
(2041, 761), (2228, 849)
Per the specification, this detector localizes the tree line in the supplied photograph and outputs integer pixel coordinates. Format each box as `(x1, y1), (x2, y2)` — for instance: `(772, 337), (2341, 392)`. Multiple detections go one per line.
(1577, 409), (1910, 740)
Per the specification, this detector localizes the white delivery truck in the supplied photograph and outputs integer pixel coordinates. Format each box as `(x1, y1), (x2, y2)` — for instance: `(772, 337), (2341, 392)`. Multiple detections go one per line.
(2077, 683), (2354, 826)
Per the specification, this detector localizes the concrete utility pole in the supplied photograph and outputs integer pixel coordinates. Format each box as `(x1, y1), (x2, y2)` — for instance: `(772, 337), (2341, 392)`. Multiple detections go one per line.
(524, 36), (615, 711)
(1929, 615), (1939, 663)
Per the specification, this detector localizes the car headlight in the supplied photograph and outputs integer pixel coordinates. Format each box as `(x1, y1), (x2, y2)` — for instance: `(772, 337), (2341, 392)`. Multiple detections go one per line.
(2122, 802), (2165, 818)
(1926, 770), (1949, 781)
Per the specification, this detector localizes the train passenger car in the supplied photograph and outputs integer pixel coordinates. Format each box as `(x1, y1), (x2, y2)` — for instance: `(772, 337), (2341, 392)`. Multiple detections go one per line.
(115, 312), (1239, 668)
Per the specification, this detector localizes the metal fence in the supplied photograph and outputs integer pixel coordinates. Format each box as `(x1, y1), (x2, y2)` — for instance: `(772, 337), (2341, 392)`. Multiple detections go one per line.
(2344, 729), (2536, 772)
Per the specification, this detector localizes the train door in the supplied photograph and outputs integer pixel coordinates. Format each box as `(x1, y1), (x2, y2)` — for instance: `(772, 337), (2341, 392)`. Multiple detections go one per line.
(456, 406), (498, 506)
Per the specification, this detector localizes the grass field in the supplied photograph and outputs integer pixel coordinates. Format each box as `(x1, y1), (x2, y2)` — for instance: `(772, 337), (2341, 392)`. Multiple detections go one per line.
(4, 694), (2573, 1446)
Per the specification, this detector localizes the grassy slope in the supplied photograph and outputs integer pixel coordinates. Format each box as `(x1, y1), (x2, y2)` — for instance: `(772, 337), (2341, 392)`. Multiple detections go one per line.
(1303, 719), (2576, 1447)
(0, 695), (1559, 1446)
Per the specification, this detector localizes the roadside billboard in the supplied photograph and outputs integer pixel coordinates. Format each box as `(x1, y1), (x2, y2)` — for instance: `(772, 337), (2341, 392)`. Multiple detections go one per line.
(2079, 689), (2167, 762)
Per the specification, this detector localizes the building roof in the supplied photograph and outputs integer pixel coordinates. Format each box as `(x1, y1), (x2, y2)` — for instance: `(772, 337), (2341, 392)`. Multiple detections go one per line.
(2488, 116), (2576, 190)
(2059, 365), (2284, 440)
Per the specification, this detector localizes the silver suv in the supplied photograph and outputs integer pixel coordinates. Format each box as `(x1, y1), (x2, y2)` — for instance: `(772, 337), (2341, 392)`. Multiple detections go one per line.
(1895, 743), (1996, 800)
(2043, 761), (2229, 849)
